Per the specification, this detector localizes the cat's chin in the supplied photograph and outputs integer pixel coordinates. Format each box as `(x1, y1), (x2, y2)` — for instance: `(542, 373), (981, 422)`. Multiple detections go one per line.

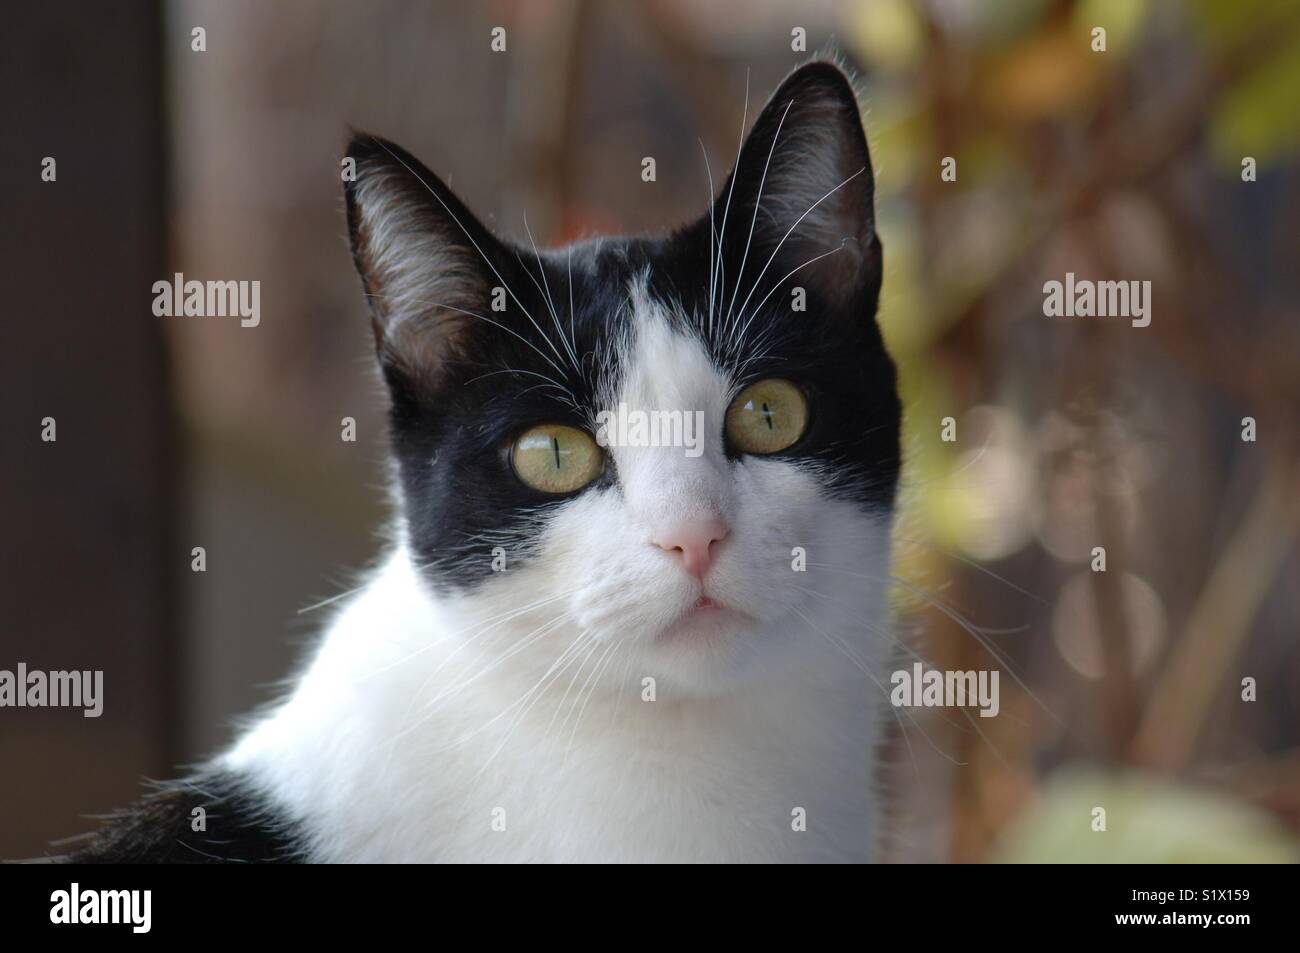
(633, 602), (794, 697)
(655, 597), (750, 646)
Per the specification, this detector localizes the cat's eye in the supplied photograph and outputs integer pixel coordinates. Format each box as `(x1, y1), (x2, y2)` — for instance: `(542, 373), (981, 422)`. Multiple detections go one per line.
(725, 378), (808, 455)
(511, 424), (604, 494)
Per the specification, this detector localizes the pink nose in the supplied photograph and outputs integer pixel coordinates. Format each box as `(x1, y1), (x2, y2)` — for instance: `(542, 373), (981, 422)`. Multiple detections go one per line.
(654, 519), (729, 578)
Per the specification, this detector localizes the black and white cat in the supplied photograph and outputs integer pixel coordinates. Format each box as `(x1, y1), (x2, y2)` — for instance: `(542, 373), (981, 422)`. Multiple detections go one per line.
(67, 60), (900, 863)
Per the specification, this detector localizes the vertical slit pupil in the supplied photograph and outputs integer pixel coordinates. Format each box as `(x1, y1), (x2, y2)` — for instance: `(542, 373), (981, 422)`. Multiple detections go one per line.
(552, 435), (562, 469)
(761, 402), (774, 429)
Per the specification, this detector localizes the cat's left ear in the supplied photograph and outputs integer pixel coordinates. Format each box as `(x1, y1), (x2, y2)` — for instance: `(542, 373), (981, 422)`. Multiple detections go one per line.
(700, 61), (880, 315)
(343, 134), (508, 401)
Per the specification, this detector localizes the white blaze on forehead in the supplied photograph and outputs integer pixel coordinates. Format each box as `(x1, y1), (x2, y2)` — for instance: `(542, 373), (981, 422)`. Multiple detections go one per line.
(611, 286), (732, 526)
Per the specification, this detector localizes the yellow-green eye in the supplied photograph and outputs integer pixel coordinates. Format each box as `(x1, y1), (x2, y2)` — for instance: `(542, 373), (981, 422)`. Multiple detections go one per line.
(511, 424), (604, 494)
(725, 378), (808, 455)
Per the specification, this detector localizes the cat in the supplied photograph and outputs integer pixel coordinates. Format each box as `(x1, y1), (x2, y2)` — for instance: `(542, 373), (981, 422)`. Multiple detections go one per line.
(61, 59), (900, 863)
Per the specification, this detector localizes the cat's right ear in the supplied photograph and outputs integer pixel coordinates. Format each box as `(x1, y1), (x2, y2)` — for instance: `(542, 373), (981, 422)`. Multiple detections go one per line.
(343, 134), (500, 396)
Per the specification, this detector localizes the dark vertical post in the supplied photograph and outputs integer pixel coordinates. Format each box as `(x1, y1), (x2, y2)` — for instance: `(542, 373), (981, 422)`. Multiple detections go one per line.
(0, 1), (173, 858)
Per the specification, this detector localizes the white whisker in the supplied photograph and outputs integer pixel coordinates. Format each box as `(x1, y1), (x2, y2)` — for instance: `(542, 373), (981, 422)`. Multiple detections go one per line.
(728, 166), (866, 350)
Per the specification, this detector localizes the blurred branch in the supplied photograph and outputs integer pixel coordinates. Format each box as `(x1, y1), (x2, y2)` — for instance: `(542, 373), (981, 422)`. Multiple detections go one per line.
(1132, 452), (1300, 771)
(930, 7), (1300, 352)
(1145, 178), (1300, 416)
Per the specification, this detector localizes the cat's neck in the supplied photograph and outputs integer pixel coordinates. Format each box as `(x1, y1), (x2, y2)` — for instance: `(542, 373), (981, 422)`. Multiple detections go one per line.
(223, 547), (885, 861)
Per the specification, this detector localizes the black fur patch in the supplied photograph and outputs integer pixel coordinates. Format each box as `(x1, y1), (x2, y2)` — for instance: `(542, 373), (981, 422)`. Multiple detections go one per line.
(50, 769), (307, 864)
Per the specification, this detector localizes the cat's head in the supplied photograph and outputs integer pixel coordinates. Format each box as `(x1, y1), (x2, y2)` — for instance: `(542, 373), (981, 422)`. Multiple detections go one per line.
(344, 61), (899, 695)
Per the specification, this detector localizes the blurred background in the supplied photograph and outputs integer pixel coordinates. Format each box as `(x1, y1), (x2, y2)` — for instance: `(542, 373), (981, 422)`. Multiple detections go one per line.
(3, 0), (1298, 861)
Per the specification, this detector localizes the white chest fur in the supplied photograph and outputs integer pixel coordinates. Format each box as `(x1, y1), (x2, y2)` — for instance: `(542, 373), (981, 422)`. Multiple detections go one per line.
(225, 549), (887, 863)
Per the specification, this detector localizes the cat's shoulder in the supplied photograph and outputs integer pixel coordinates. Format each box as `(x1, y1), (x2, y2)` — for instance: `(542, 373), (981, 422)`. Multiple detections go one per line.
(53, 768), (308, 864)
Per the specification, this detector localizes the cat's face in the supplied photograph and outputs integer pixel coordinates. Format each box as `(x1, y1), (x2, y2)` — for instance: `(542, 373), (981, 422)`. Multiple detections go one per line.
(345, 62), (899, 695)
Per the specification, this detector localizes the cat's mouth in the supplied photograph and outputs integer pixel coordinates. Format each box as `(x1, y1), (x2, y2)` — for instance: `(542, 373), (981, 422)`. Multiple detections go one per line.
(656, 593), (751, 644)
